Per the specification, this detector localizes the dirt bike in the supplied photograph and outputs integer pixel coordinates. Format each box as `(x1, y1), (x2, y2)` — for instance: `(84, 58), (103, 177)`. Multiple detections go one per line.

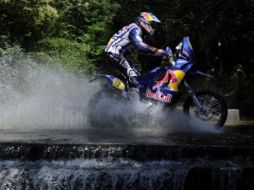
(89, 37), (228, 127)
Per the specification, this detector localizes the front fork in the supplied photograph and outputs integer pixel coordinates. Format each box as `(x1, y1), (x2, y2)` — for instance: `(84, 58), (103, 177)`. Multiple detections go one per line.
(183, 81), (203, 112)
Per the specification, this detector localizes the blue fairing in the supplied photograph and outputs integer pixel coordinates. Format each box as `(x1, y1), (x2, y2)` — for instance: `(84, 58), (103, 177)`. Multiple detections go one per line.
(171, 60), (193, 73)
(137, 66), (166, 86)
(169, 36), (195, 72)
(180, 37), (195, 63)
(134, 36), (195, 105)
(171, 59), (189, 70)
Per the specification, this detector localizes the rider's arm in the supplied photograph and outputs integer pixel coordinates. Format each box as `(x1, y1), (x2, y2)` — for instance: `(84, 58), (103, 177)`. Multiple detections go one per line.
(130, 27), (165, 56)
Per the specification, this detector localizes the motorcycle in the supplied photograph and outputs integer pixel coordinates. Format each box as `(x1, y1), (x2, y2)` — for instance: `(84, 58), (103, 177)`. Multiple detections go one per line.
(89, 37), (228, 127)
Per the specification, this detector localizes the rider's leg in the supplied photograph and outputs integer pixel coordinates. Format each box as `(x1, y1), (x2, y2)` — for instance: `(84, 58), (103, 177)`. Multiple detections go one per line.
(129, 75), (141, 88)
(118, 58), (141, 88)
(108, 53), (141, 88)
(107, 53), (126, 78)
(107, 53), (152, 106)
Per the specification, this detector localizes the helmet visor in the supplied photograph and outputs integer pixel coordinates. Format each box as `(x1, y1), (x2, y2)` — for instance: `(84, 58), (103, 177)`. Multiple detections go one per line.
(150, 21), (160, 30)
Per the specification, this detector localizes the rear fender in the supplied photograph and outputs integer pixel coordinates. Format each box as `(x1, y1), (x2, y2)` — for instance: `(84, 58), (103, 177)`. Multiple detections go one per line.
(89, 74), (126, 91)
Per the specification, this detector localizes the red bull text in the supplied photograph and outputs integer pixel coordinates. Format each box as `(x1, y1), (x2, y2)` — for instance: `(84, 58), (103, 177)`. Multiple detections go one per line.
(146, 89), (172, 103)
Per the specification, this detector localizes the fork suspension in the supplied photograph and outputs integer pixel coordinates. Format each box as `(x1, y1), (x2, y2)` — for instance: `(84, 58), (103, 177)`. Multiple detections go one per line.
(183, 81), (203, 111)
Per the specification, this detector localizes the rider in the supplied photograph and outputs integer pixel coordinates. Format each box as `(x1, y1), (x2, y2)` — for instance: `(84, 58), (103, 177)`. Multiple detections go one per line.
(105, 12), (173, 88)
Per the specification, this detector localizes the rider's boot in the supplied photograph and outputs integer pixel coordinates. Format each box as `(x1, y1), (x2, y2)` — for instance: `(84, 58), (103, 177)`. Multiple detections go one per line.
(130, 76), (141, 88)
(129, 76), (141, 100)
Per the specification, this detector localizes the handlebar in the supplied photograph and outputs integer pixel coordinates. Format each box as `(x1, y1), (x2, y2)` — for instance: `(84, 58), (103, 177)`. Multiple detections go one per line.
(162, 47), (176, 66)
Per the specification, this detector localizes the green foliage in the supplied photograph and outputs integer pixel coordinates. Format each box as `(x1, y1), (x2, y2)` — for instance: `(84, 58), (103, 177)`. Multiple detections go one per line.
(0, 44), (22, 57)
(38, 0), (120, 73)
(37, 37), (95, 73)
(0, 0), (120, 73)
(0, 0), (58, 46)
(0, 35), (10, 49)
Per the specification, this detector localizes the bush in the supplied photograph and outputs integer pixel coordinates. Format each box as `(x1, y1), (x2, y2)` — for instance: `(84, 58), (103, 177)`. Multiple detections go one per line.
(37, 37), (96, 73)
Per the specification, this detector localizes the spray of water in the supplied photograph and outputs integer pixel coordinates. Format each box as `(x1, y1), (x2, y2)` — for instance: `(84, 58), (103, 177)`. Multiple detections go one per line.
(90, 96), (221, 134)
(0, 52), (220, 133)
(0, 52), (100, 129)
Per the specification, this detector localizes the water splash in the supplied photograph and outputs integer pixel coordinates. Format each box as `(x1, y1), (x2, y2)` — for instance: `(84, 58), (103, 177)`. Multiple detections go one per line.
(0, 52), (100, 129)
(89, 97), (222, 134)
(0, 51), (220, 133)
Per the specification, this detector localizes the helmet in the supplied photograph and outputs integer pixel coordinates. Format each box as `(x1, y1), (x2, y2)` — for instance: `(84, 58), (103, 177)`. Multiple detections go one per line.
(138, 12), (161, 35)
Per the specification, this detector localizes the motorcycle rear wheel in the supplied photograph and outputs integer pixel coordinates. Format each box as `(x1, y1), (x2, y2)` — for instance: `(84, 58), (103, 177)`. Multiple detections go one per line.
(87, 89), (128, 128)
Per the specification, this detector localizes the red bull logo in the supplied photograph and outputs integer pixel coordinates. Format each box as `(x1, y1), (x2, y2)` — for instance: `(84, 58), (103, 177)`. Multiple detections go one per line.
(146, 90), (172, 103)
(152, 70), (177, 90)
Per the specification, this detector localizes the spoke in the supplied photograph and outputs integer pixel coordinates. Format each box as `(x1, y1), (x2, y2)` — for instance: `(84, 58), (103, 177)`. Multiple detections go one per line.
(211, 110), (222, 116)
(203, 95), (210, 104)
(210, 101), (221, 108)
(209, 100), (220, 106)
(200, 96), (222, 112)
(207, 97), (215, 109)
(188, 94), (224, 123)
(212, 105), (222, 112)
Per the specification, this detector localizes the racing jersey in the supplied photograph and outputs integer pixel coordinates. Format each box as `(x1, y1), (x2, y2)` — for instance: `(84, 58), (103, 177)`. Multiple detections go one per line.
(105, 23), (158, 56)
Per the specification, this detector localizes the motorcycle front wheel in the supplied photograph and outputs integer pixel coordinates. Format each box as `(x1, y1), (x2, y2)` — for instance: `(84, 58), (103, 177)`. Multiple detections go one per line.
(183, 90), (228, 127)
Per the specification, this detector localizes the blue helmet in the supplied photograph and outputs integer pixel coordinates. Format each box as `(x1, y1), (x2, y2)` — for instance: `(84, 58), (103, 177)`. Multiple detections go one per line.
(138, 12), (161, 35)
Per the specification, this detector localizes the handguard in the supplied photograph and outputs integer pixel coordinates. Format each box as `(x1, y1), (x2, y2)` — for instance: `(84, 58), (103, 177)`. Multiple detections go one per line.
(161, 47), (176, 66)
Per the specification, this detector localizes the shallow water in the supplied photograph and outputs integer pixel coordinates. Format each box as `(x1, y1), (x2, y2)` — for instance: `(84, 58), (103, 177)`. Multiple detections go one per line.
(0, 127), (253, 190)
(0, 126), (253, 145)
